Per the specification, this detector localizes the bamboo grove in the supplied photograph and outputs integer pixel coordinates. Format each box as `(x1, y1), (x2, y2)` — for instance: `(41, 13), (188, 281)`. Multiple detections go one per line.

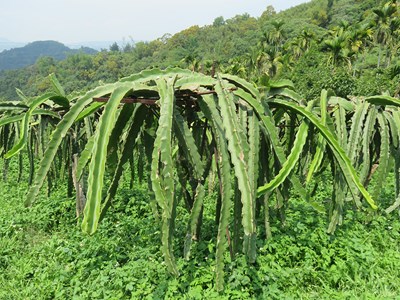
(1, 68), (400, 290)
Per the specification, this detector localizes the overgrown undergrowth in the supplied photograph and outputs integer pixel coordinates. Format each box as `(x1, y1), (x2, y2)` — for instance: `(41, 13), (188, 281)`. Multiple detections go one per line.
(1, 174), (399, 299)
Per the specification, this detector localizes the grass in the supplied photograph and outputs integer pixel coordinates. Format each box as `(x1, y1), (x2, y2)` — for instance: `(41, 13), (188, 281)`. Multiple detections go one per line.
(0, 163), (400, 299)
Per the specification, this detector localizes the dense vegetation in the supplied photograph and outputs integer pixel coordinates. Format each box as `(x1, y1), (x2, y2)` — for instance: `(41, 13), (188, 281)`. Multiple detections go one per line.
(0, 0), (399, 100)
(1, 168), (400, 299)
(0, 0), (399, 298)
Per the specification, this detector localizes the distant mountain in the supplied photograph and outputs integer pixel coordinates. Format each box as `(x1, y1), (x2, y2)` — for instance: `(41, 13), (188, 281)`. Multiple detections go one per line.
(0, 38), (26, 52)
(0, 39), (122, 53)
(0, 40), (97, 71)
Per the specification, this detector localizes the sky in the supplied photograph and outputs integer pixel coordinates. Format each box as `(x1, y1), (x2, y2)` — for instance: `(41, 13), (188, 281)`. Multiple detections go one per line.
(0, 0), (310, 44)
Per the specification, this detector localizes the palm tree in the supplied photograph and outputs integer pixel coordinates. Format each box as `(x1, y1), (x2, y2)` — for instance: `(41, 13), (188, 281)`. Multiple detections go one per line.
(321, 19), (366, 71)
(373, 0), (398, 67)
(181, 54), (200, 72)
(321, 34), (353, 69)
(263, 45), (283, 78)
(290, 29), (316, 59)
(222, 57), (247, 78)
(388, 17), (400, 66)
(346, 23), (374, 75)
(278, 52), (295, 73)
(262, 20), (286, 52)
(349, 23), (373, 54)
(244, 47), (260, 75)
(298, 29), (316, 52)
(290, 39), (303, 59)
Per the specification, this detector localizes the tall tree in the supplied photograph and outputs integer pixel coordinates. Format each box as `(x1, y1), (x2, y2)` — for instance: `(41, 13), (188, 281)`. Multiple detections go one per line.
(373, 0), (399, 67)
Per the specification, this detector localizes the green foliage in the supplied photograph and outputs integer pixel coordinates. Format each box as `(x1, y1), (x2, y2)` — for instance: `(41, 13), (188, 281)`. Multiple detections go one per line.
(0, 0), (398, 101)
(4, 67), (394, 290)
(1, 0), (400, 294)
(7, 32), (400, 292)
(1, 171), (400, 299)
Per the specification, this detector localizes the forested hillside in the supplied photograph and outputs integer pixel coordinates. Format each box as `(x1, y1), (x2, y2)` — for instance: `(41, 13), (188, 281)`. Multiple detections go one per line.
(0, 41), (97, 71)
(0, 0), (398, 100)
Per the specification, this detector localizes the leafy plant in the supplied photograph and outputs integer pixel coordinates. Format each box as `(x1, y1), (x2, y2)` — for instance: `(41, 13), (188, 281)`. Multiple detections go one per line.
(2, 68), (392, 290)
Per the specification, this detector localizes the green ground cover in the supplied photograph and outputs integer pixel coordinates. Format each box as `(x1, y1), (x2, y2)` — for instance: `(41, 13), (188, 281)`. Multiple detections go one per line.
(1, 168), (399, 299)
